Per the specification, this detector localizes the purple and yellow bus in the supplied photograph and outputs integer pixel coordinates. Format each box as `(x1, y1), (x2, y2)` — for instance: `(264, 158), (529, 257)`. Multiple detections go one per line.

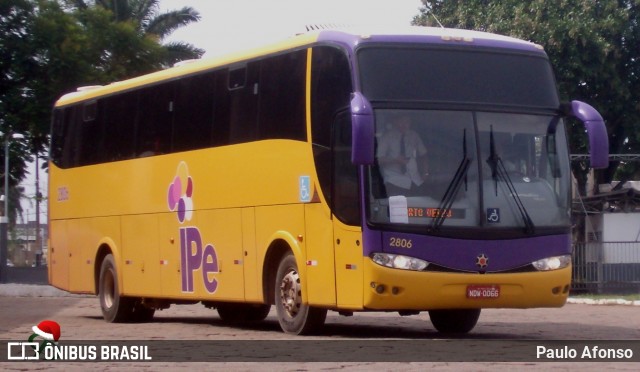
(49, 26), (608, 335)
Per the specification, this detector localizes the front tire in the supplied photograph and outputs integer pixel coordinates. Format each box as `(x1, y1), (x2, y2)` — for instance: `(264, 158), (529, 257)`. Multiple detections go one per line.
(428, 309), (481, 334)
(275, 253), (326, 335)
(98, 254), (134, 323)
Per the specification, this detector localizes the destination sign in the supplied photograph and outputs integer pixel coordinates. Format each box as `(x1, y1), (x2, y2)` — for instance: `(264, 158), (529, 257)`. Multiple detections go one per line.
(407, 207), (465, 219)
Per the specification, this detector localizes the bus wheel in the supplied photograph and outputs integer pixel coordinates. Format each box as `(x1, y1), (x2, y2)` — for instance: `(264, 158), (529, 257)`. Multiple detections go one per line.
(428, 309), (481, 334)
(98, 254), (134, 323)
(275, 253), (327, 335)
(217, 303), (271, 323)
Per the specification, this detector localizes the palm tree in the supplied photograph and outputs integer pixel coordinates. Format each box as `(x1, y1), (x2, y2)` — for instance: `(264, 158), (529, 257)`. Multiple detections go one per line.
(67, 0), (204, 66)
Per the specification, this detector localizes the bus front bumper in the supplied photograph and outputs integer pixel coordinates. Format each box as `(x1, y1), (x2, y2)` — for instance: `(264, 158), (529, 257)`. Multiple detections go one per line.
(362, 258), (571, 310)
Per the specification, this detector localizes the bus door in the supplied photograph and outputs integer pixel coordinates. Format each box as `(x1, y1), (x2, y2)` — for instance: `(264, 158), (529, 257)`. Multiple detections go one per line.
(332, 110), (364, 309)
(304, 110), (363, 310)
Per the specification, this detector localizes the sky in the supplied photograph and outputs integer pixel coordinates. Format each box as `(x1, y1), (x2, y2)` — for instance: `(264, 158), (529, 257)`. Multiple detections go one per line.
(18, 0), (424, 222)
(160, 0), (424, 57)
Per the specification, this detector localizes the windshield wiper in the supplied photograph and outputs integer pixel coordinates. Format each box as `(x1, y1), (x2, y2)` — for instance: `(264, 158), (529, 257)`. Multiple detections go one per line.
(486, 126), (535, 234)
(430, 129), (470, 231)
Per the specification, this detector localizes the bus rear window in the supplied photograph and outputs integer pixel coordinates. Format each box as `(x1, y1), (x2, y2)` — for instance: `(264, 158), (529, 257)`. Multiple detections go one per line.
(358, 46), (559, 108)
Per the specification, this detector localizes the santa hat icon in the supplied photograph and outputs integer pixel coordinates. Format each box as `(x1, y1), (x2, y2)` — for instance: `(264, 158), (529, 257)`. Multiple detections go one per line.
(32, 320), (61, 341)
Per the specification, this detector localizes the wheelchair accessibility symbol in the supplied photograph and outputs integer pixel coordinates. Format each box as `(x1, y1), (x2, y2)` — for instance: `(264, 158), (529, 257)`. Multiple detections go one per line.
(487, 208), (500, 223)
(299, 176), (311, 203)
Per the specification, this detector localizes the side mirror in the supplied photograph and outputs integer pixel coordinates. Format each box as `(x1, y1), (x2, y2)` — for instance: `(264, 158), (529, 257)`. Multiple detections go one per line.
(567, 100), (609, 169)
(350, 92), (375, 165)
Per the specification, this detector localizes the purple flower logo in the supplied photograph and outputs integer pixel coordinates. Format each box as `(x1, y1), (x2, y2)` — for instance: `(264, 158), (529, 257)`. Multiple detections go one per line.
(167, 162), (193, 223)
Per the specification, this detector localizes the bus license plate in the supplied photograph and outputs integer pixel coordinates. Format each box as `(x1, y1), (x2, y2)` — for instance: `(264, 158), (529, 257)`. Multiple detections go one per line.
(466, 285), (500, 299)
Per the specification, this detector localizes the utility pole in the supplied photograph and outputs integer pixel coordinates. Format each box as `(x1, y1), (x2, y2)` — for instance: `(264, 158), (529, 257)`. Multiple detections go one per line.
(1, 134), (9, 282)
(34, 153), (42, 266)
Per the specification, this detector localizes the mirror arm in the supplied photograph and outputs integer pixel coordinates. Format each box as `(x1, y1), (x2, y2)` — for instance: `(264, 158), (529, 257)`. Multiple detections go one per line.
(351, 92), (375, 165)
(565, 100), (609, 169)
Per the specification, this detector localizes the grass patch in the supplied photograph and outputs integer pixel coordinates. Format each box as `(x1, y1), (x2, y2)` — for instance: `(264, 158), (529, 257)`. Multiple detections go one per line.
(570, 293), (640, 301)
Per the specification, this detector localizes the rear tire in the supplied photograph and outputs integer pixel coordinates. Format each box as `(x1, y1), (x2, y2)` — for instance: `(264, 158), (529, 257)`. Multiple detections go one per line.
(98, 254), (134, 323)
(428, 309), (481, 334)
(275, 253), (326, 335)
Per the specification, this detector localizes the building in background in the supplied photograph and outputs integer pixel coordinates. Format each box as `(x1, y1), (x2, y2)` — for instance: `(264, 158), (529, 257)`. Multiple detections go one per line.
(9, 221), (47, 267)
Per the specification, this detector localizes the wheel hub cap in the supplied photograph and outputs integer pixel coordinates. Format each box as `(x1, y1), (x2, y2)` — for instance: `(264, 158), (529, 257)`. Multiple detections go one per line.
(279, 269), (301, 318)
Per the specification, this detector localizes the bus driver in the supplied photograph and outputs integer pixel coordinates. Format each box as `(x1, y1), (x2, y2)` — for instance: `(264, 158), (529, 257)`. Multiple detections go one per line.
(376, 114), (429, 196)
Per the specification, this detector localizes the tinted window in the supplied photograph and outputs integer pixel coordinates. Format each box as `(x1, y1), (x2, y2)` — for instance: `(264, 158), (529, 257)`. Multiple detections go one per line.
(83, 101), (97, 121)
(173, 73), (215, 152)
(51, 107), (76, 168)
(102, 91), (137, 162)
(358, 47), (559, 108)
(50, 109), (65, 166)
(311, 46), (352, 148)
(228, 67), (246, 90)
(136, 84), (173, 157)
(78, 100), (104, 165)
(52, 50), (314, 168)
(310, 46), (353, 206)
(228, 63), (259, 144)
(333, 111), (360, 225)
(258, 50), (307, 141)
(213, 71), (231, 146)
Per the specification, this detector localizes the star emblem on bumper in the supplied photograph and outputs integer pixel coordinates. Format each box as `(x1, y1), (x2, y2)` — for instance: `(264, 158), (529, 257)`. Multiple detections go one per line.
(476, 254), (489, 268)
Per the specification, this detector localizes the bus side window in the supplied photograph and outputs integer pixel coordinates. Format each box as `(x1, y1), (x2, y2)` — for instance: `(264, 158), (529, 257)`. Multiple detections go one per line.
(213, 70), (231, 146)
(173, 72), (215, 152)
(137, 83), (173, 157)
(51, 107), (76, 168)
(50, 109), (64, 167)
(258, 50), (306, 141)
(103, 91), (138, 162)
(52, 103), (89, 167)
(79, 100), (102, 165)
(227, 63), (259, 144)
(310, 45), (353, 206)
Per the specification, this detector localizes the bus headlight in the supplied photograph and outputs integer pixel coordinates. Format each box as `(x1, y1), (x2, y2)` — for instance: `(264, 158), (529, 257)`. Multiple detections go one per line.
(371, 253), (429, 271)
(532, 255), (571, 271)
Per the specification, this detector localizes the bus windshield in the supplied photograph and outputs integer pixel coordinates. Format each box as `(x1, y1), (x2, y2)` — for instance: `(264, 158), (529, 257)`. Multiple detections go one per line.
(367, 109), (571, 235)
(358, 46), (558, 108)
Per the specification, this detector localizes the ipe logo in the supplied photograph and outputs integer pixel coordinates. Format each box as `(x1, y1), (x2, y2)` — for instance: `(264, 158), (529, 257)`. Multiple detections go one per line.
(7, 320), (61, 360)
(167, 162), (220, 293)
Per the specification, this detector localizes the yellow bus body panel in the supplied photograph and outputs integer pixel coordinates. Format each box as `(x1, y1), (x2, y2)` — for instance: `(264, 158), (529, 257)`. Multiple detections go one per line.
(48, 220), (69, 290)
(304, 203), (336, 307)
(49, 138), (323, 301)
(334, 221), (364, 310)
(241, 207), (260, 302)
(121, 214), (161, 297)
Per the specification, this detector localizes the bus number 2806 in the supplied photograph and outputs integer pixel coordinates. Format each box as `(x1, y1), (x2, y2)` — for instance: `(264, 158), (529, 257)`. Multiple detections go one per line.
(389, 237), (412, 249)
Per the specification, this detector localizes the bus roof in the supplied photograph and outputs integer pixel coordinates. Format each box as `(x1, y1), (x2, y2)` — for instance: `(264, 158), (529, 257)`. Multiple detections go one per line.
(316, 25), (542, 51)
(55, 26), (543, 107)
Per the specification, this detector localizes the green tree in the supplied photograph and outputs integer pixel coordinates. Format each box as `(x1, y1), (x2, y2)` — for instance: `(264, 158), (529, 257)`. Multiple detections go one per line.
(65, 0), (204, 69)
(1, 0), (37, 226)
(414, 1), (640, 194)
(1, 0), (204, 224)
